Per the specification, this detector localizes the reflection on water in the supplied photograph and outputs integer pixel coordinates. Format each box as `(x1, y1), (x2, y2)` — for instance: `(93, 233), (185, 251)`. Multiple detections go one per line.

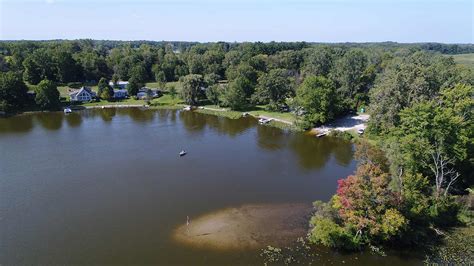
(0, 114), (33, 133)
(65, 113), (82, 127)
(35, 112), (63, 131)
(99, 108), (116, 122)
(256, 125), (287, 150)
(0, 109), (354, 169)
(0, 108), (377, 265)
(289, 134), (354, 170)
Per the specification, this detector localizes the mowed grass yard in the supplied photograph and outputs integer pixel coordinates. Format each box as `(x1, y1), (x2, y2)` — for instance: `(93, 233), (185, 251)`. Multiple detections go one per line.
(450, 53), (474, 70)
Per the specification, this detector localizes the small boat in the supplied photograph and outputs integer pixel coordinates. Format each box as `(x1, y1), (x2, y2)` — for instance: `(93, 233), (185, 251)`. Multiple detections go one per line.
(64, 107), (72, 114)
(357, 128), (365, 135)
(316, 132), (327, 138)
(258, 118), (273, 124)
(179, 150), (187, 157)
(183, 106), (191, 111)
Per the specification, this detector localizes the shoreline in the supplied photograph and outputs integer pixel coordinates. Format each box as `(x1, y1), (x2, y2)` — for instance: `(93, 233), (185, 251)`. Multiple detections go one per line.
(4, 105), (369, 134)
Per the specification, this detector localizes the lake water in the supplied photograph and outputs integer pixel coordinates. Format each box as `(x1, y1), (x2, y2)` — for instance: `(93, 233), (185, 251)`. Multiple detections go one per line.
(0, 109), (422, 265)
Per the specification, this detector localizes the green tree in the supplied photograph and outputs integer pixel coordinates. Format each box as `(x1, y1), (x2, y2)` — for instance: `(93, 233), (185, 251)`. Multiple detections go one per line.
(309, 217), (355, 249)
(54, 48), (80, 83)
(100, 88), (114, 101)
(296, 76), (339, 127)
(129, 64), (148, 84)
(368, 52), (462, 133)
(22, 48), (57, 84)
(152, 64), (166, 88)
(0, 71), (29, 112)
(205, 84), (221, 105)
(385, 85), (473, 193)
(98, 77), (114, 100)
(127, 77), (142, 96)
(302, 46), (335, 77)
(97, 77), (109, 96)
(111, 74), (120, 88)
(22, 56), (42, 85)
(34, 79), (60, 110)
(254, 68), (293, 109)
(169, 85), (177, 99)
(222, 79), (248, 110)
(332, 49), (369, 110)
(225, 63), (258, 97)
(180, 74), (204, 105)
(75, 50), (108, 82)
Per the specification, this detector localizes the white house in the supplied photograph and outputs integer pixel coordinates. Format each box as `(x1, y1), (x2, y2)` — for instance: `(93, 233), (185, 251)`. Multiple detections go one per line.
(109, 81), (129, 89)
(69, 87), (96, 102)
(113, 89), (128, 99)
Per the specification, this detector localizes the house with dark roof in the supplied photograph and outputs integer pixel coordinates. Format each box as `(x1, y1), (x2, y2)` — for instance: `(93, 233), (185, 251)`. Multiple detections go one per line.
(113, 89), (128, 99)
(69, 87), (96, 102)
(137, 87), (162, 99)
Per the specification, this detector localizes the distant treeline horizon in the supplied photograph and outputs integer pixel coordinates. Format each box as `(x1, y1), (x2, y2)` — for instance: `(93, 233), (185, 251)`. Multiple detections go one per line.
(1, 40), (473, 55)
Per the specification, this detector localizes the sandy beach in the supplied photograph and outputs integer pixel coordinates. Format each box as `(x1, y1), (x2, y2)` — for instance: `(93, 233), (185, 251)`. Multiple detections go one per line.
(173, 203), (313, 250)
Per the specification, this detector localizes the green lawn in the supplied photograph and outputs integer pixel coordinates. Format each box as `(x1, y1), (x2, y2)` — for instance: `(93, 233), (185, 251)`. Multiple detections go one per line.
(79, 98), (145, 107)
(71, 94), (184, 108)
(150, 94), (184, 106)
(247, 105), (296, 123)
(196, 104), (297, 124)
(145, 81), (181, 92)
(195, 106), (243, 119)
(450, 53), (474, 70)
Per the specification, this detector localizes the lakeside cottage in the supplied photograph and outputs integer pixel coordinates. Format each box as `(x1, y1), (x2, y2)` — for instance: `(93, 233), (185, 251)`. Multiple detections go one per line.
(137, 87), (162, 99)
(113, 89), (128, 99)
(109, 81), (129, 89)
(69, 87), (96, 102)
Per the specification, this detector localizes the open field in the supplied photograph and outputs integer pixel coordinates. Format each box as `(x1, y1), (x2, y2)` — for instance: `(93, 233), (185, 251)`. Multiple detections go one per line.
(450, 53), (474, 70)
(145, 81), (181, 92)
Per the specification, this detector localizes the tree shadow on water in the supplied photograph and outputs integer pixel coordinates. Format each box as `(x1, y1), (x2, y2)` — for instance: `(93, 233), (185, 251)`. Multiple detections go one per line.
(0, 114), (34, 134)
(288, 134), (354, 170)
(35, 112), (63, 131)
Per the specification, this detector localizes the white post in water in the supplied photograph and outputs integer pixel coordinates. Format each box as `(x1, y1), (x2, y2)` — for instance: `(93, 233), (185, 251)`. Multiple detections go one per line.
(186, 215), (190, 236)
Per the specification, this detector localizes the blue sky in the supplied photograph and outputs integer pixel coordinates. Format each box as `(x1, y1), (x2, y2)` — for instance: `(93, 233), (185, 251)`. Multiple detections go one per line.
(0, 0), (472, 43)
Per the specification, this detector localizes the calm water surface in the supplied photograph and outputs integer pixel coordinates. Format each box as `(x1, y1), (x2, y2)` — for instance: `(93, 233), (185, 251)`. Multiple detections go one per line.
(0, 109), (422, 265)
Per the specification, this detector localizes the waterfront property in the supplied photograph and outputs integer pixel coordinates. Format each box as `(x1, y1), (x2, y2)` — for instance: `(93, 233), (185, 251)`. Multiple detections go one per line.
(109, 81), (129, 89)
(113, 89), (128, 99)
(69, 87), (96, 102)
(137, 88), (162, 99)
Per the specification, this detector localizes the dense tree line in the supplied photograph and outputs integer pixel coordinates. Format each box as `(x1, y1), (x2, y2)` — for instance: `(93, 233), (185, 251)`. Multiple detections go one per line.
(308, 48), (473, 254)
(1, 40), (473, 114)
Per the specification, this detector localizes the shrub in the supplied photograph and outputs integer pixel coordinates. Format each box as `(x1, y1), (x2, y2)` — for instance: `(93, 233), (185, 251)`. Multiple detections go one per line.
(328, 130), (353, 141)
(381, 209), (407, 240)
(309, 217), (360, 250)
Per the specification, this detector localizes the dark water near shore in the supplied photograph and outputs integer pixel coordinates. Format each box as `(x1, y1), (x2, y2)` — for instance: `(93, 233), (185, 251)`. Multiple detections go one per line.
(0, 109), (422, 265)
